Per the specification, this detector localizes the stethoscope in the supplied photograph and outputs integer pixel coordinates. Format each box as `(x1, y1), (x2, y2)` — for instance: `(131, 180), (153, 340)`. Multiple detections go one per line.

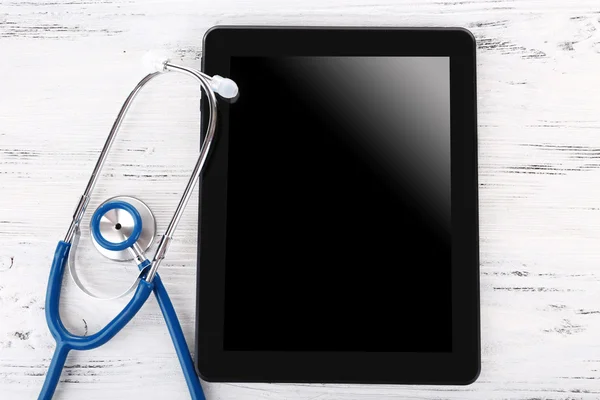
(39, 61), (238, 400)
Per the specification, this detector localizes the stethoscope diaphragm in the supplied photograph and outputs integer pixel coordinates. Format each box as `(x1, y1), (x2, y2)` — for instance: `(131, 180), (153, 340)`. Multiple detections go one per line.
(90, 196), (156, 261)
(67, 195), (156, 300)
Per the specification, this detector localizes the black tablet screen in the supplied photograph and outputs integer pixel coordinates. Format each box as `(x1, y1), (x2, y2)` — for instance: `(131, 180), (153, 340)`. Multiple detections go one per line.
(223, 56), (451, 352)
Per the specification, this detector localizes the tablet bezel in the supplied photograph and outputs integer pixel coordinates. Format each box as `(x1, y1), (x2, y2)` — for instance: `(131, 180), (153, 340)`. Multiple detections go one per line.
(197, 26), (479, 385)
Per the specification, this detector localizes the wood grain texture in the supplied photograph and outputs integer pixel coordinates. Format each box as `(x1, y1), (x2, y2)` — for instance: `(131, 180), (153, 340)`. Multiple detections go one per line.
(1, 0), (600, 398)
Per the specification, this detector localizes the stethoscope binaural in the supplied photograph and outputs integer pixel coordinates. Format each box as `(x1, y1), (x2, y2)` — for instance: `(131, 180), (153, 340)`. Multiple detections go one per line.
(39, 61), (238, 400)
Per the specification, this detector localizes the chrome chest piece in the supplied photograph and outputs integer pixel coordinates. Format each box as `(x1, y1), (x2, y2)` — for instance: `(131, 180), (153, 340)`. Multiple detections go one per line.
(90, 196), (156, 262)
(68, 196), (157, 300)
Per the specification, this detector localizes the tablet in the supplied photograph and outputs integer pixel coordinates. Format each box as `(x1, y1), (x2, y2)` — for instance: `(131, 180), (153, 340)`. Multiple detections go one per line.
(196, 26), (479, 385)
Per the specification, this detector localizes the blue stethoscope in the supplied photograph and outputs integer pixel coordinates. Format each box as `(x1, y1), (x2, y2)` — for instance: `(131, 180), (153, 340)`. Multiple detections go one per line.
(39, 61), (238, 400)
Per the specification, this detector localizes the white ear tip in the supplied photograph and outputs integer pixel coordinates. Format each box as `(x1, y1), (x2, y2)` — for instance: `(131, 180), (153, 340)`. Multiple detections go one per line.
(211, 75), (239, 99)
(142, 50), (169, 73)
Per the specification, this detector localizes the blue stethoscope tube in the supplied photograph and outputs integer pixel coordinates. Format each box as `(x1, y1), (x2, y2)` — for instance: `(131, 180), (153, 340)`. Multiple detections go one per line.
(138, 259), (206, 400)
(40, 241), (153, 399)
(39, 205), (205, 400)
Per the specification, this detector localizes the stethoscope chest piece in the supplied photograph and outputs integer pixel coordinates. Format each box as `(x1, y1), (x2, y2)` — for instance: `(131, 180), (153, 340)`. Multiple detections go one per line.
(90, 196), (156, 262)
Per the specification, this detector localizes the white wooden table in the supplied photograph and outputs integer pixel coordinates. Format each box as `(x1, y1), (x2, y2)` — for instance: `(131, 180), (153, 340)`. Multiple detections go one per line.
(2, 0), (600, 399)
